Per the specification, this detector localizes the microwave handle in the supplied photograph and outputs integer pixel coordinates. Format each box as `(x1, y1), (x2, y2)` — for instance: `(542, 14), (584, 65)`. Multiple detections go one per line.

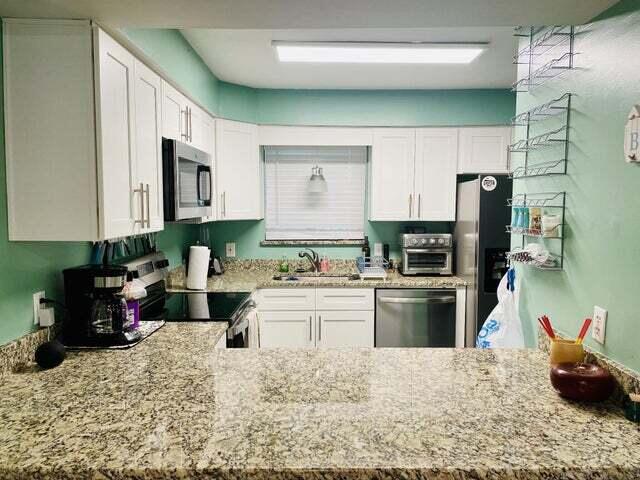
(196, 165), (212, 204)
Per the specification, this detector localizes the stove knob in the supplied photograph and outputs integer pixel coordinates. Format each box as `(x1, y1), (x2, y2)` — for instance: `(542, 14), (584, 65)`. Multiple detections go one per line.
(429, 238), (436, 245)
(438, 238), (445, 245)
(421, 238), (428, 246)
(410, 238), (419, 246)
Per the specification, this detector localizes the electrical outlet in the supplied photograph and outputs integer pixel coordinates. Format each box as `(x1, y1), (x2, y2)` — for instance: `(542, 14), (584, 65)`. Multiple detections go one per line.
(592, 306), (607, 344)
(225, 242), (236, 258)
(33, 291), (45, 325)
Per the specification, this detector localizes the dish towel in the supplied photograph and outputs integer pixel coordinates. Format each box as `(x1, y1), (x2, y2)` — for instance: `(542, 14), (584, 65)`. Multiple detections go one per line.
(247, 309), (260, 349)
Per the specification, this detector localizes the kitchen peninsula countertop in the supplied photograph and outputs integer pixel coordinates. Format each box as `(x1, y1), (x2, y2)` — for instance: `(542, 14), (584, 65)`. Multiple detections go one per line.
(2, 323), (640, 479)
(166, 263), (467, 293)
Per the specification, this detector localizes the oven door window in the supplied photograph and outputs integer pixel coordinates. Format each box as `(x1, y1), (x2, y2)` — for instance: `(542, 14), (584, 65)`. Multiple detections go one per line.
(178, 158), (211, 208)
(406, 251), (448, 269)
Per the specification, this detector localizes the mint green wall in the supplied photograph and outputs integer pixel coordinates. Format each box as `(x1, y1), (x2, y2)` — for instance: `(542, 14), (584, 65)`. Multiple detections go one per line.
(208, 88), (515, 260)
(513, 0), (640, 371)
(0, 27), (200, 346)
(122, 28), (220, 113)
(256, 89), (515, 126)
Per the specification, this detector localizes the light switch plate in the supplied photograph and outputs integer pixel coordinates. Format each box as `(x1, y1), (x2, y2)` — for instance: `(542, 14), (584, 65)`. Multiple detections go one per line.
(225, 242), (236, 258)
(33, 291), (45, 325)
(592, 306), (607, 344)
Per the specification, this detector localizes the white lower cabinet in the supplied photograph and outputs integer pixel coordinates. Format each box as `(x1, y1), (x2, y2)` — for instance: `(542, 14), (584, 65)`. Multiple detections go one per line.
(259, 310), (315, 348)
(317, 310), (374, 348)
(257, 288), (374, 348)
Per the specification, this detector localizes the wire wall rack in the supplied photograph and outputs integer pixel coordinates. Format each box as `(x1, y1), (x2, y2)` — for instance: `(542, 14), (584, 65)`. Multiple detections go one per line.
(507, 192), (566, 270)
(512, 26), (576, 93)
(509, 93), (572, 179)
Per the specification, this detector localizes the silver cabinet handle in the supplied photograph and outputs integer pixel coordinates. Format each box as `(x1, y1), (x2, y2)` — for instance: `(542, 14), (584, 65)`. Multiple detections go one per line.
(145, 183), (151, 228)
(318, 315), (322, 342)
(181, 108), (189, 140)
(378, 296), (456, 304)
(223, 191), (227, 217)
(188, 107), (193, 142)
(309, 315), (312, 342)
(408, 194), (413, 218)
(418, 194), (421, 218)
(134, 182), (144, 226)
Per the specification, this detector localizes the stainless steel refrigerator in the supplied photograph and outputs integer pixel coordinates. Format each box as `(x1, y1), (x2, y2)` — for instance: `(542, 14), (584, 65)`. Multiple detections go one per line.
(454, 175), (512, 347)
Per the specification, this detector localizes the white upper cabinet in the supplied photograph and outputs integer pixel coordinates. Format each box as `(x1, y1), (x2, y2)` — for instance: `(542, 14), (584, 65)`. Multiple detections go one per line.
(132, 59), (164, 233)
(369, 129), (416, 221)
(161, 80), (213, 155)
(369, 128), (458, 222)
(161, 81), (185, 142)
(216, 119), (262, 220)
(457, 127), (512, 174)
(94, 29), (137, 239)
(415, 128), (458, 221)
(3, 20), (164, 241)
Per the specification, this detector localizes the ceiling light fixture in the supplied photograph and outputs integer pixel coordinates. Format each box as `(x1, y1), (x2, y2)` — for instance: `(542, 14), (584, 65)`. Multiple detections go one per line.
(273, 41), (487, 64)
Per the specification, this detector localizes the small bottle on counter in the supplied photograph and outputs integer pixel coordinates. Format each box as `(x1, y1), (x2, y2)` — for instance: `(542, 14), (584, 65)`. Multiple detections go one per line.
(362, 236), (370, 258)
(279, 257), (289, 273)
(320, 255), (330, 273)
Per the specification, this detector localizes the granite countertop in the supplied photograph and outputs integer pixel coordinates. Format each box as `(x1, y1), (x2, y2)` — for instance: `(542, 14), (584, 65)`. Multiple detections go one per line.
(2, 323), (640, 479)
(167, 262), (467, 293)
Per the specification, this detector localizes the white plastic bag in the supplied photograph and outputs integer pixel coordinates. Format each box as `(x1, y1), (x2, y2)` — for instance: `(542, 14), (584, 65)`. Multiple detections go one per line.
(476, 268), (524, 348)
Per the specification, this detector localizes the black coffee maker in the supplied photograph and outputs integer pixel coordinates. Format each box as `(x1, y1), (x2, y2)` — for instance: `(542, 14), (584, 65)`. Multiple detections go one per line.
(63, 265), (141, 347)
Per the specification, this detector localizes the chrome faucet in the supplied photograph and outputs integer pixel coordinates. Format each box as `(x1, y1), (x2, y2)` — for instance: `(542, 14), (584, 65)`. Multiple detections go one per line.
(298, 248), (320, 272)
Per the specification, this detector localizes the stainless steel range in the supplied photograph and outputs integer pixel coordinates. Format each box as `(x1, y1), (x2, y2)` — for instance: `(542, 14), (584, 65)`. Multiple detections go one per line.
(399, 233), (453, 276)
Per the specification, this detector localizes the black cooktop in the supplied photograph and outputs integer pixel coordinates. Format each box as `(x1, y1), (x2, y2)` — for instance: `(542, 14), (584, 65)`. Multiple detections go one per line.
(142, 291), (250, 322)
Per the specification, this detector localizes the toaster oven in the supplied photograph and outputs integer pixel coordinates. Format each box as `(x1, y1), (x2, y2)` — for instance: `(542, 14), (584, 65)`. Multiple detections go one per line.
(399, 233), (453, 276)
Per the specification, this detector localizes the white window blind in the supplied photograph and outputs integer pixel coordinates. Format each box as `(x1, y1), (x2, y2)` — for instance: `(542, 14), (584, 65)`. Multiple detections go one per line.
(264, 146), (367, 240)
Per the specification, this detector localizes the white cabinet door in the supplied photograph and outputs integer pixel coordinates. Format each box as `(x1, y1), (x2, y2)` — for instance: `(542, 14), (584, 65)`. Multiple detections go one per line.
(133, 59), (164, 233)
(188, 104), (207, 152)
(94, 28), (137, 239)
(369, 128), (416, 221)
(216, 119), (262, 220)
(415, 128), (458, 221)
(161, 80), (186, 142)
(257, 289), (316, 311)
(316, 289), (374, 311)
(259, 311), (315, 348)
(458, 127), (512, 174)
(317, 310), (374, 348)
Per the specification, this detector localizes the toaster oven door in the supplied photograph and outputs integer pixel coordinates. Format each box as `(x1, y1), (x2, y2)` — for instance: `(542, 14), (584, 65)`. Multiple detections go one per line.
(402, 248), (452, 275)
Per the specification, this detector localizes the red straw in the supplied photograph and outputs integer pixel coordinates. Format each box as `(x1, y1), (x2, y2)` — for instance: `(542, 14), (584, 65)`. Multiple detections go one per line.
(576, 318), (592, 344)
(538, 317), (554, 339)
(542, 315), (555, 339)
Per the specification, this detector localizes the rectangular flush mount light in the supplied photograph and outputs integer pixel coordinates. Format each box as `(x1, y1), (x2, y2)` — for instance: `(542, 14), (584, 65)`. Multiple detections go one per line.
(273, 41), (487, 64)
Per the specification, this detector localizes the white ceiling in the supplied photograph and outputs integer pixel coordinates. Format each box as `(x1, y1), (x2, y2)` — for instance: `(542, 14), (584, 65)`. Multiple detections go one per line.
(0, 0), (618, 28)
(182, 27), (518, 89)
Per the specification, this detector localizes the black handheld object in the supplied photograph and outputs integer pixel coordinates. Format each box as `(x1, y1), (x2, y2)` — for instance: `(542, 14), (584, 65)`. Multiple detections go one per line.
(35, 340), (66, 370)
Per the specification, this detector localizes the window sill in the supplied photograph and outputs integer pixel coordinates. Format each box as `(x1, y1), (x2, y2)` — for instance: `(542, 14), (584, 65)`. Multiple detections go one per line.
(260, 239), (365, 247)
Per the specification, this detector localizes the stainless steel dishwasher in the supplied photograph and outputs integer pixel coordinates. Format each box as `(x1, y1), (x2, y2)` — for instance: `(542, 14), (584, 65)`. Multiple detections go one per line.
(375, 289), (457, 347)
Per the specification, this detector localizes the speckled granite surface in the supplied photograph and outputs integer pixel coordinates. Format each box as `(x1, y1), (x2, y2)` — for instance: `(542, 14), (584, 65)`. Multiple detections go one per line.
(0, 327), (52, 376)
(2, 323), (640, 479)
(167, 261), (466, 293)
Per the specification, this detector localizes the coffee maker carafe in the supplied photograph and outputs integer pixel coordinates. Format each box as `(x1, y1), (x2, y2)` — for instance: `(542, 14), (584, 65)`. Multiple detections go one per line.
(63, 265), (141, 347)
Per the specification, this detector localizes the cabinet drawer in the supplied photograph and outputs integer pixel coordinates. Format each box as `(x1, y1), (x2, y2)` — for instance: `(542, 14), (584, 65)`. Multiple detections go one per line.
(257, 288), (316, 310)
(316, 288), (374, 311)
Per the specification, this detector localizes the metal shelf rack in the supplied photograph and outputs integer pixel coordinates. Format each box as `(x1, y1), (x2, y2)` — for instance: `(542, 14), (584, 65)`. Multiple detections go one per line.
(512, 26), (576, 93)
(507, 192), (566, 270)
(509, 93), (572, 179)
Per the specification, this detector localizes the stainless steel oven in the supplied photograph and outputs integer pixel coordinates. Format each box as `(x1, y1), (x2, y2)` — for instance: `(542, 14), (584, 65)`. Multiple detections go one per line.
(399, 233), (453, 276)
(162, 138), (212, 221)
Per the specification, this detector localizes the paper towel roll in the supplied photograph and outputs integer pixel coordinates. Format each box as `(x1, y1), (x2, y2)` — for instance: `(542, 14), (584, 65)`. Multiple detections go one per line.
(186, 246), (210, 290)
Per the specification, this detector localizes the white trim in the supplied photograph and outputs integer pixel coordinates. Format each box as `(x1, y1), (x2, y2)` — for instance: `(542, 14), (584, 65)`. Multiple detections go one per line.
(456, 286), (467, 348)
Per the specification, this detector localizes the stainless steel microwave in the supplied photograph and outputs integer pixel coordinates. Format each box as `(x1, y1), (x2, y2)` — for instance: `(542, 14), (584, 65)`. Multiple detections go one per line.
(162, 138), (212, 221)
